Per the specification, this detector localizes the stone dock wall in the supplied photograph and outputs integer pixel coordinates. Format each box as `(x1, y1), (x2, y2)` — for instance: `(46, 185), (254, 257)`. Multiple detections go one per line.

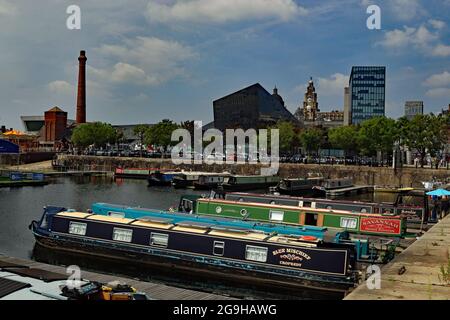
(56, 155), (449, 188)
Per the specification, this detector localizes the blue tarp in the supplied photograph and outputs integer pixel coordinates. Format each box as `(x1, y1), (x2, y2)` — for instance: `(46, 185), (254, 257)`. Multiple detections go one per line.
(0, 139), (19, 154)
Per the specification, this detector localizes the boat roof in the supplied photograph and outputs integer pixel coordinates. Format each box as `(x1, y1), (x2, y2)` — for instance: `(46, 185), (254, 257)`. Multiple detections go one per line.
(92, 203), (328, 237)
(0, 270), (80, 300)
(197, 198), (401, 218)
(55, 211), (321, 246)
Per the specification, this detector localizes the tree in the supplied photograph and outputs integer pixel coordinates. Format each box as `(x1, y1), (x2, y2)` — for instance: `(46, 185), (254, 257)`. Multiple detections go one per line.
(144, 119), (180, 156)
(399, 114), (448, 167)
(299, 128), (323, 156)
(133, 124), (150, 157)
(328, 125), (359, 158)
(71, 122), (117, 149)
(271, 121), (299, 153)
(357, 117), (398, 163)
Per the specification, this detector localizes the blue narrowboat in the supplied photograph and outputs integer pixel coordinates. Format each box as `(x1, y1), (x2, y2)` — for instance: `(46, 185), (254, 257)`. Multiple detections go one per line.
(147, 171), (179, 187)
(91, 203), (371, 260)
(30, 206), (359, 293)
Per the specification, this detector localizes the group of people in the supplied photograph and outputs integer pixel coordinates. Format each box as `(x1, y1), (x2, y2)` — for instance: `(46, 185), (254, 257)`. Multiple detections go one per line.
(430, 196), (450, 221)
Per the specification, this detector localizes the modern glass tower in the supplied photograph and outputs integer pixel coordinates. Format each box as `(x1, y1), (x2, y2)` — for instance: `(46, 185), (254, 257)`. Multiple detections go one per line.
(349, 66), (386, 124)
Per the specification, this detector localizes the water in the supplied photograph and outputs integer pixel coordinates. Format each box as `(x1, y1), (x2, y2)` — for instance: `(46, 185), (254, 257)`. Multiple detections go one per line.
(0, 177), (420, 299)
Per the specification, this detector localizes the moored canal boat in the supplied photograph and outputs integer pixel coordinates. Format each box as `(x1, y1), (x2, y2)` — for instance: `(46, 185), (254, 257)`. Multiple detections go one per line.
(223, 191), (427, 223)
(114, 168), (157, 179)
(172, 172), (230, 189)
(178, 196), (408, 238)
(220, 175), (281, 191)
(30, 207), (359, 293)
(147, 171), (180, 187)
(276, 177), (323, 196)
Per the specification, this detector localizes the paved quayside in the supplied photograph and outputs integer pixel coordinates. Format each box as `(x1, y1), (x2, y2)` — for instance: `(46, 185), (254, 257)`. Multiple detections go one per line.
(345, 214), (450, 300)
(0, 255), (235, 300)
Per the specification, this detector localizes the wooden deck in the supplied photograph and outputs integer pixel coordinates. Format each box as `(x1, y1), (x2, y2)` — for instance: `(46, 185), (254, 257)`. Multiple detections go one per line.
(0, 255), (235, 300)
(345, 214), (450, 300)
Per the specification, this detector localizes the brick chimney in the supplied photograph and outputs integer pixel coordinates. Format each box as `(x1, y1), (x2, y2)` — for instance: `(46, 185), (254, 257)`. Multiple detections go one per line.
(76, 50), (87, 124)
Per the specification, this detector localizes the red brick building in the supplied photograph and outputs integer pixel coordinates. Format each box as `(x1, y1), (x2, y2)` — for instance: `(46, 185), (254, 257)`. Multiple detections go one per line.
(44, 107), (67, 142)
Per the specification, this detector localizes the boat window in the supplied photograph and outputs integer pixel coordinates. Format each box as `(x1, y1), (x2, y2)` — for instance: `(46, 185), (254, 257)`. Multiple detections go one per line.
(113, 228), (133, 243)
(304, 213), (318, 226)
(150, 233), (169, 247)
(213, 241), (225, 256)
(69, 221), (87, 235)
(340, 217), (358, 229)
(108, 211), (125, 218)
(245, 245), (268, 262)
(269, 210), (284, 222)
(270, 200), (276, 205)
(303, 201), (312, 208)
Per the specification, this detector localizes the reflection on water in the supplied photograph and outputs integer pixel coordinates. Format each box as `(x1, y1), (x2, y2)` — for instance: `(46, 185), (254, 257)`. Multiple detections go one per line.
(0, 176), (424, 299)
(31, 243), (343, 300)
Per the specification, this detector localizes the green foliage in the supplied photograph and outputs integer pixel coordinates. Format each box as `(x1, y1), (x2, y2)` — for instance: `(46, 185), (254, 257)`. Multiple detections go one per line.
(398, 114), (448, 166)
(144, 119), (180, 150)
(357, 116), (398, 156)
(270, 121), (299, 153)
(71, 122), (117, 148)
(328, 125), (358, 155)
(300, 128), (324, 155)
(438, 258), (450, 286)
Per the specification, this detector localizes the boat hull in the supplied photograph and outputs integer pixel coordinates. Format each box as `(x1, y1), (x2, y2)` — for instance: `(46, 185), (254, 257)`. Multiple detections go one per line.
(32, 231), (354, 295)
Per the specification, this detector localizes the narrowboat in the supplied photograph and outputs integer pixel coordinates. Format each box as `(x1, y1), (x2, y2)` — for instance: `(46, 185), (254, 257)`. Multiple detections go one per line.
(147, 171), (180, 187)
(223, 191), (427, 222)
(193, 174), (230, 190)
(114, 168), (157, 179)
(179, 196), (408, 238)
(91, 202), (373, 261)
(313, 178), (353, 196)
(276, 177), (323, 196)
(220, 175), (281, 191)
(0, 267), (149, 300)
(29, 207), (359, 293)
(172, 172), (230, 189)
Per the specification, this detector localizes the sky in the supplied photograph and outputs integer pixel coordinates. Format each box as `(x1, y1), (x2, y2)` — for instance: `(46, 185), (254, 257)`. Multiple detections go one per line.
(1, 0), (450, 129)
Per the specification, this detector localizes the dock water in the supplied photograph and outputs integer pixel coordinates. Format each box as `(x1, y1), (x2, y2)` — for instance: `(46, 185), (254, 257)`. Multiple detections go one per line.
(345, 214), (450, 300)
(0, 255), (235, 300)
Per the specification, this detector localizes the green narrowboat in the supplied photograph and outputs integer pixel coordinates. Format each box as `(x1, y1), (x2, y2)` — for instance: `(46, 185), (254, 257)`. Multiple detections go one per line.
(180, 196), (408, 238)
(221, 175), (281, 191)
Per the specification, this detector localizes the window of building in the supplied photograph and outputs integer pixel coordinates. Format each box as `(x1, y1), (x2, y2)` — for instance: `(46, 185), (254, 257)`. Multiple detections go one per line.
(340, 217), (358, 229)
(113, 227), (133, 242)
(269, 210), (284, 222)
(245, 245), (268, 262)
(150, 233), (169, 247)
(213, 241), (225, 256)
(69, 221), (87, 235)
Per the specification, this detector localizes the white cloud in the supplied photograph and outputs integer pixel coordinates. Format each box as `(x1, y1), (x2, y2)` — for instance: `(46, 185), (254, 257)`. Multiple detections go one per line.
(146, 0), (307, 24)
(428, 19), (446, 30)
(48, 80), (74, 95)
(378, 25), (437, 49)
(0, 0), (16, 16)
(317, 73), (349, 95)
(389, 0), (423, 21)
(92, 36), (197, 86)
(423, 71), (450, 87)
(378, 24), (450, 57)
(432, 44), (450, 57)
(425, 87), (450, 98)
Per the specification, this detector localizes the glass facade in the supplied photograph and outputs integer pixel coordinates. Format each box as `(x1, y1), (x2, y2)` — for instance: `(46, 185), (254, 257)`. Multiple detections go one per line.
(350, 66), (386, 125)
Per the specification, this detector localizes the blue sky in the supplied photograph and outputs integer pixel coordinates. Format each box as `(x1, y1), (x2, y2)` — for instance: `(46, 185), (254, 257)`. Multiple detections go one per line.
(1, 0), (450, 129)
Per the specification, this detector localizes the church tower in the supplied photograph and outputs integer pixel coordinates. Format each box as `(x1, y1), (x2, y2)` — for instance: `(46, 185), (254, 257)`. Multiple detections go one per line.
(302, 77), (320, 121)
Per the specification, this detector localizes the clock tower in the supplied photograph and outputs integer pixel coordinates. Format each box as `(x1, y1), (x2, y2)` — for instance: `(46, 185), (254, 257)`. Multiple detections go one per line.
(302, 77), (320, 121)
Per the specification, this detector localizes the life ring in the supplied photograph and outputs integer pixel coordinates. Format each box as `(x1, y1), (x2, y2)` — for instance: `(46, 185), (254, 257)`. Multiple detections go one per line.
(240, 209), (248, 216)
